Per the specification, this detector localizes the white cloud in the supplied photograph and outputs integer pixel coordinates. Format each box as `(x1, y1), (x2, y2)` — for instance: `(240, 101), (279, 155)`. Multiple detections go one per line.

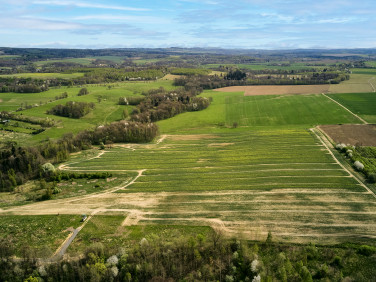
(0, 17), (82, 30)
(318, 17), (355, 24)
(32, 0), (150, 11)
(73, 14), (171, 24)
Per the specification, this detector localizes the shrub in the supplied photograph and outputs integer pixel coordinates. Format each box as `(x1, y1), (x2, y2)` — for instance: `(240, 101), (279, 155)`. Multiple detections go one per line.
(354, 161), (364, 171)
(335, 143), (346, 151)
(77, 87), (89, 96)
(368, 173), (376, 183)
(41, 163), (55, 175)
(358, 245), (376, 256)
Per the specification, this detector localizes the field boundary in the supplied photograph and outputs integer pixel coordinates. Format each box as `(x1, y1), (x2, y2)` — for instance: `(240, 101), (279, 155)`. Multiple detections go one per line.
(321, 93), (368, 124)
(368, 77), (376, 92)
(311, 127), (376, 199)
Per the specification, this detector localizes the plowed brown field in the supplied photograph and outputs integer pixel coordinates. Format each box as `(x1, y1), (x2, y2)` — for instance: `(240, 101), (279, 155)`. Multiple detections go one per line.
(319, 124), (376, 146)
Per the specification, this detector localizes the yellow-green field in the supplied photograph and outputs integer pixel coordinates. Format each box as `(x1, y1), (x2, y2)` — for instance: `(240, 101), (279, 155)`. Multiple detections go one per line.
(0, 72), (85, 79)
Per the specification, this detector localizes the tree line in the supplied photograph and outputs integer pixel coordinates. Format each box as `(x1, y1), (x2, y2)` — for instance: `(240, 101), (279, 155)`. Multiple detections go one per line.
(0, 77), (49, 93)
(0, 67), (165, 93)
(0, 121), (158, 192)
(174, 70), (350, 91)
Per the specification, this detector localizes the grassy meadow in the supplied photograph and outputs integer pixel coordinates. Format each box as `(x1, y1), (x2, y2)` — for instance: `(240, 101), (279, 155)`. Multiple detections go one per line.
(0, 72), (85, 79)
(157, 90), (360, 134)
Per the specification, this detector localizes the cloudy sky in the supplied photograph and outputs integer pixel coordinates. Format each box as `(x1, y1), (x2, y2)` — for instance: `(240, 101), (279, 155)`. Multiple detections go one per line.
(0, 0), (375, 49)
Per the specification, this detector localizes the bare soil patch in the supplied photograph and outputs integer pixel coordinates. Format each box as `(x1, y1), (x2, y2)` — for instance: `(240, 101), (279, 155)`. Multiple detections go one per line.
(168, 134), (219, 141)
(161, 74), (182, 80)
(214, 85), (330, 96)
(319, 124), (376, 146)
(208, 143), (234, 147)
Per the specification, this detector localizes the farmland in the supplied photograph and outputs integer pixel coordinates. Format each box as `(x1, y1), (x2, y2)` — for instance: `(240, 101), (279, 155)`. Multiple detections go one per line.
(0, 48), (376, 280)
(2, 108), (376, 246)
(0, 72), (85, 79)
(327, 92), (376, 123)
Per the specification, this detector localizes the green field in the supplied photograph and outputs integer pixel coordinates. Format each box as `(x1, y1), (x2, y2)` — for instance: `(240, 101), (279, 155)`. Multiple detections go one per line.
(0, 72), (85, 79)
(352, 68), (376, 75)
(327, 93), (376, 123)
(0, 55), (21, 59)
(34, 56), (128, 66)
(157, 91), (360, 134)
(53, 126), (376, 244)
(69, 217), (211, 254)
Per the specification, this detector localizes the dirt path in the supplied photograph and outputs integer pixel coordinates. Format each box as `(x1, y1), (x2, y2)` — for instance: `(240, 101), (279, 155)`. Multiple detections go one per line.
(51, 208), (102, 260)
(156, 135), (167, 144)
(65, 169), (146, 204)
(322, 93), (368, 124)
(122, 210), (143, 226)
(58, 150), (109, 170)
(368, 77), (376, 92)
(311, 128), (376, 199)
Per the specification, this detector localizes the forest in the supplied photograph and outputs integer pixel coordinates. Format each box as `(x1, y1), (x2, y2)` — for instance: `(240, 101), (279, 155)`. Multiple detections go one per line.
(0, 231), (375, 282)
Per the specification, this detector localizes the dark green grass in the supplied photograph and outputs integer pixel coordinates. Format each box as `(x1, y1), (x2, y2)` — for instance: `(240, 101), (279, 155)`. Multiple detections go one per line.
(158, 91), (360, 134)
(352, 68), (376, 75)
(225, 94), (360, 127)
(327, 92), (376, 123)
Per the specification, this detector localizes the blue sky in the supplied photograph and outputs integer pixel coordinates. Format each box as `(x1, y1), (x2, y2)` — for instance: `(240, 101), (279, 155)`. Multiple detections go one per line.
(0, 0), (375, 49)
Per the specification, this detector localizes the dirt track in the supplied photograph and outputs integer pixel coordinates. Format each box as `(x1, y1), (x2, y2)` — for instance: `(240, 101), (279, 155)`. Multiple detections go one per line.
(1, 132), (375, 249)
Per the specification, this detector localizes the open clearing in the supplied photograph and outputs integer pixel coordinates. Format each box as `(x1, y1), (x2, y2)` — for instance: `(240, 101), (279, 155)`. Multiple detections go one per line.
(319, 124), (376, 146)
(2, 129), (376, 246)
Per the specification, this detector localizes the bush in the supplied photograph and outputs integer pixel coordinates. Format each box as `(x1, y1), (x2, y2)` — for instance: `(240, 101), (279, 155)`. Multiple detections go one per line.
(41, 163), (55, 175)
(335, 143), (347, 151)
(78, 87), (89, 96)
(368, 173), (376, 183)
(354, 161), (364, 171)
(358, 245), (376, 256)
